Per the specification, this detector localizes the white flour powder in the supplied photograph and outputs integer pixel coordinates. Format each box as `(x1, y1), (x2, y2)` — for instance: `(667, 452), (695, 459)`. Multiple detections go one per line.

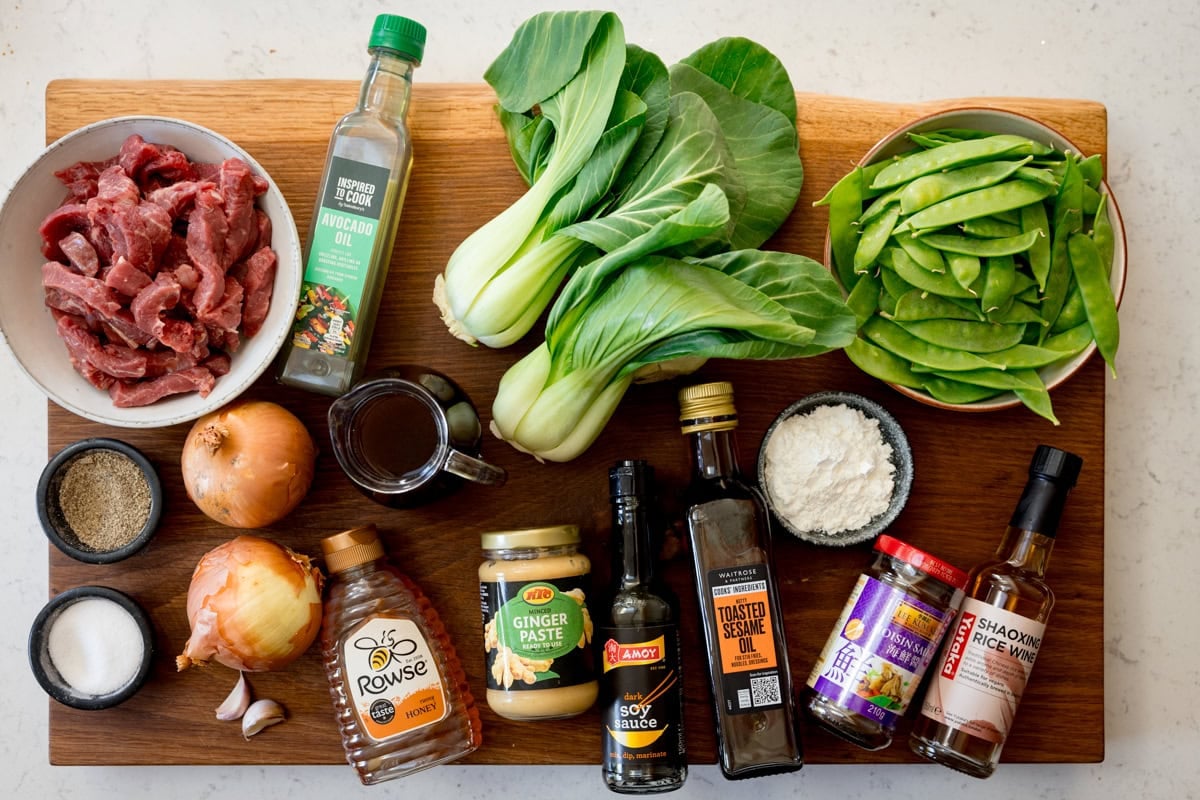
(763, 403), (895, 535)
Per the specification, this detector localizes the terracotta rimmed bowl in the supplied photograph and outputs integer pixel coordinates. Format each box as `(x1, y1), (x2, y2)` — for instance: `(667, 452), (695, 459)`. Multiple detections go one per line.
(825, 107), (1127, 413)
(0, 116), (301, 427)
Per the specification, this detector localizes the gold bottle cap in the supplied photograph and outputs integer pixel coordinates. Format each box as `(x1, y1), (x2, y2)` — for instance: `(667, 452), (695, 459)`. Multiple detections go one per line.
(678, 381), (738, 434)
(480, 524), (581, 552)
(322, 525), (385, 574)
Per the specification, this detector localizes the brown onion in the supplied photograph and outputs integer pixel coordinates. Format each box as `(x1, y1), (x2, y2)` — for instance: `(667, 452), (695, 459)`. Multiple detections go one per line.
(182, 400), (316, 529)
(176, 535), (324, 672)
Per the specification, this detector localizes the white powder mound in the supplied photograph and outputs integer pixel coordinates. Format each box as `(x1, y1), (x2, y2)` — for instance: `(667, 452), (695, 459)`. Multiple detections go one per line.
(763, 403), (895, 535)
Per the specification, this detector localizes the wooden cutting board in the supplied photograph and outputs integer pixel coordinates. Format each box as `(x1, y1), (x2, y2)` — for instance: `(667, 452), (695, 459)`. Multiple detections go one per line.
(44, 80), (1106, 767)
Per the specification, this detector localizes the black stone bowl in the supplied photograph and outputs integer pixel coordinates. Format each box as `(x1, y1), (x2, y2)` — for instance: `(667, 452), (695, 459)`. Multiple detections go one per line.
(28, 585), (155, 710)
(36, 438), (163, 564)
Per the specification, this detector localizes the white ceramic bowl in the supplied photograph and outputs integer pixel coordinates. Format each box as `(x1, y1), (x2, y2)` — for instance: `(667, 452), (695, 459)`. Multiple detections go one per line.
(830, 108), (1128, 413)
(0, 116), (301, 428)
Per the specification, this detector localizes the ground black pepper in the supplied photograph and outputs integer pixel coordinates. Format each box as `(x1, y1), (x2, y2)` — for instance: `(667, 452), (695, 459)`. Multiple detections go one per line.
(56, 450), (151, 551)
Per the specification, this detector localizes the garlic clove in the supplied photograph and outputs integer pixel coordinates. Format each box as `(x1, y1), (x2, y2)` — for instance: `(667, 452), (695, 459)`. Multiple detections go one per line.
(242, 698), (286, 740)
(215, 671), (252, 721)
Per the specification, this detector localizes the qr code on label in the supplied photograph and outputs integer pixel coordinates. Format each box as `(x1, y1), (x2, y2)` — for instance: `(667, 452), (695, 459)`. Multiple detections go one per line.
(750, 675), (781, 707)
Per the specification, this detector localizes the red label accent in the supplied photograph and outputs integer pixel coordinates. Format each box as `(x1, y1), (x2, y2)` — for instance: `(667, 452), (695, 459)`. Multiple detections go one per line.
(941, 612), (977, 680)
(602, 636), (665, 672)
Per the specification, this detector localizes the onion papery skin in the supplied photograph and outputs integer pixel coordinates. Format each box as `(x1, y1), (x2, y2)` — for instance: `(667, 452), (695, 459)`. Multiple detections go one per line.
(181, 400), (317, 529)
(176, 535), (324, 672)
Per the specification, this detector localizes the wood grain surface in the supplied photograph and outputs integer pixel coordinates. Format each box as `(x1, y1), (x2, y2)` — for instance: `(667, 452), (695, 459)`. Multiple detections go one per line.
(43, 80), (1106, 767)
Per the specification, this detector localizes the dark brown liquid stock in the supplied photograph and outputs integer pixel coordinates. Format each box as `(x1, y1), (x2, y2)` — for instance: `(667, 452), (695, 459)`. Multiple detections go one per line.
(354, 393), (439, 477)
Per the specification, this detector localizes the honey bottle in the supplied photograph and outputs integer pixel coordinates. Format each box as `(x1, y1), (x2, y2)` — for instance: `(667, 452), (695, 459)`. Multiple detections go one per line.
(320, 525), (481, 784)
(909, 445), (1082, 778)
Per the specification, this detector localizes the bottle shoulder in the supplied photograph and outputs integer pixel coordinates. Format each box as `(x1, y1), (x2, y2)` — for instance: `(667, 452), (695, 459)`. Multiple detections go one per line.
(966, 560), (1055, 620)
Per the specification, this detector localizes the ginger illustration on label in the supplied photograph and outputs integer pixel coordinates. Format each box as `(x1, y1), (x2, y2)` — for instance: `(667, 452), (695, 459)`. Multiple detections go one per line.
(342, 617), (448, 743)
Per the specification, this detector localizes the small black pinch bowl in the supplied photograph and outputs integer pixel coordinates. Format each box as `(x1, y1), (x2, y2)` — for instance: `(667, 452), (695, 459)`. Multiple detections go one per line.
(28, 585), (155, 710)
(36, 438), (163, 564)
(756, 391), (913, 547)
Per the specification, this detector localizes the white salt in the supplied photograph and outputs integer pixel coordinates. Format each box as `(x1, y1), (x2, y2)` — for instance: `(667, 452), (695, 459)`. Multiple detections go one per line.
(46, 597), (144, 696)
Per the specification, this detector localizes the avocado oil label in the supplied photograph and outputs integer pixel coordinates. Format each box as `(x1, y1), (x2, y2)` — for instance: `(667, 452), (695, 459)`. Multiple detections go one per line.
(600, 625), (685, 766)
(291, 156), (389, 357)
(341, 616), (448, 743)
(480, 577), (596, 691)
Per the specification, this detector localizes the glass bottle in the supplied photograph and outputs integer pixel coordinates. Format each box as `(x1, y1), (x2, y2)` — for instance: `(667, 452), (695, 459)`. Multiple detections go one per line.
(677, 382), (803, 779)
(599, 460), (687, 794)
(909, 445), (1083, 778)
(320, 525), (481, 785)
(277, 14), (424, 396)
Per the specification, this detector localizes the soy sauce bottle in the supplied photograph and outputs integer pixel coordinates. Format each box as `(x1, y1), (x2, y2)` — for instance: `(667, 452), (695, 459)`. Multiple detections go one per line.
(598, 460), (686, 793)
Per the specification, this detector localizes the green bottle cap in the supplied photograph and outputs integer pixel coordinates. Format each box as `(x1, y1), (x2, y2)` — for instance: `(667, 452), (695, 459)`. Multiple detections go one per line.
(368, 14), (426, 64)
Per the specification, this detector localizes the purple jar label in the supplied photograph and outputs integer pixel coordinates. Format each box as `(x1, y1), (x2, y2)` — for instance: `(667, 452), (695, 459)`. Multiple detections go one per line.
(806, 574), (956, 727)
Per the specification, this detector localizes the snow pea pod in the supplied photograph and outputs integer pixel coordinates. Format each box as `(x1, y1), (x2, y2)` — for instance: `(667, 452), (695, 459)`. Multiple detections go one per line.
(854, 205), (901, 273)
(862, 317), (1003, 372)
(899, 318), (1026, 353)
(1020, 200), (1052, 289)
(1092, 193), (1115, 276)
(844, 337), (925, 389)
(888, 247), (976, 298)
(897, 157), (1031, 215)
(1068, 231), (1119, 376)
(1015, 165), (1060, 189)
(894, 231), (947, 273)
(962, 216), (1022, 238)
(988, 322), (1093, 369)
(858, 186), (902, 225)
(1040, 155), (1084, 339)
(921, 228), (1043, 258)
(1082, 184), (1101, 215)
(1078, 153), (1104, 188)
(947, 251), (981, 293)
(872, 135), (1051, 190)
(927, 367), (1044, 391)
(921, 376), (1003, 404)
(1050, 283), (1087, 334)
(1013, 386), (1059, 425)
(989, 299), (1047, 327)
(981, 255), (1017, 313)
(846, 270), (881, 328)
(994, 208), (1021, 225)
(818, 167), (866, 290)
(896, 181), (1056, 234)
(891, 289), (985, 322)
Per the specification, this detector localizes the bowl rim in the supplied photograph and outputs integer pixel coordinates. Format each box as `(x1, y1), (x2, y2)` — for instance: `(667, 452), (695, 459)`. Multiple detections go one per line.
(822, 105), (1128, 413)
(0, 114), (301, 428)
(756, 390), (913, 547)
(27, 584), (155, 710)
(36, 437), (163, 564)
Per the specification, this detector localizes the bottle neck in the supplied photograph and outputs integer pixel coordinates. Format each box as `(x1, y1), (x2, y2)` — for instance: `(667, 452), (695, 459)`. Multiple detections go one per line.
(688, 426), (741, 482)
(994, 528), (1055, 577)
(998, 475), (1070, 577)
(613, 496), (654, 590)
(358, 49), (414, 120)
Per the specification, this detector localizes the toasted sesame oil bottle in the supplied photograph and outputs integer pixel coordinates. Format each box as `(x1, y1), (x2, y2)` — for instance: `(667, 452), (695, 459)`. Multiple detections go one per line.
(277, 15), (423, 396)
(320, 525), (481, 785)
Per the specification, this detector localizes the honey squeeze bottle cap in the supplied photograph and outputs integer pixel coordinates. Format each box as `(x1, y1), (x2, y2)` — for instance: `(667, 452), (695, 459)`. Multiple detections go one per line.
(322, 525), (385, 574)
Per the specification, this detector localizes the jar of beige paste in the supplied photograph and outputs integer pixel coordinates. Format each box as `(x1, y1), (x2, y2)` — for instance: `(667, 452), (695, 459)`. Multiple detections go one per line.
(478, 525), (598, 720)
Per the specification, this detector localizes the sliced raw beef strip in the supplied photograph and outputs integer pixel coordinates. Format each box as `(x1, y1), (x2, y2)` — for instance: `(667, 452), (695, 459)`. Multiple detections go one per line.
(253, 209), (272, 252)
(198, 275), (243, 333)
(58, 232), (100, 276)
(42, 261), (124, 317)
(231, 246), (276, 338)
(161, 235), (191, 271)
(91, 165), (139, 209)
(219, 158), (259, 264)
(143, 349), (199, 377)
(118, 135), (159, 180)
(205, 325), (241, 354)
(203, 353), (232, 377)
(104, 257), (153, 297)
(101, 311), (157, 350)
(109, 366), (216, 407)
(186, 187), (229, 315)
(130, 273), (199, 354)
(56, 314), (147, 379)
(193, 162), (220, 183)
(251, 175), (268, 195)
(140, 146), (194, 189)
(39, 204), (90, 260)
(148, 180), (215, 218)
(53, 159), (115, 203)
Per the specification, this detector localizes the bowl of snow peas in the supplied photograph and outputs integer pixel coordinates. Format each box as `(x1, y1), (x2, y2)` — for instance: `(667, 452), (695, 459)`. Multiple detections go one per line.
(820, 108), (1126, 423)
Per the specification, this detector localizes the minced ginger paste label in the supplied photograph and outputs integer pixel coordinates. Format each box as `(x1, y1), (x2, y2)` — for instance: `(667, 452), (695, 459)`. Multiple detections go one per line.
(341, 617), (448, 743)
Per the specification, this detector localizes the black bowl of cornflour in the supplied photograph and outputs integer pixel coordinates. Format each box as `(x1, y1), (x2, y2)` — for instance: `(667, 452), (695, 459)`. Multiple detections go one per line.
(36, 438), (163, 564)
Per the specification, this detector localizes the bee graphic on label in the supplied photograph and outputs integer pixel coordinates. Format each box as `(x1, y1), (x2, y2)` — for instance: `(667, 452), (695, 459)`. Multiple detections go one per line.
(354, 629), (419, 672)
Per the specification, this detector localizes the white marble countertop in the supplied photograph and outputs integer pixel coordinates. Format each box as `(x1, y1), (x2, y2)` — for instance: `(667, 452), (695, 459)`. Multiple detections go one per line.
(1, 1), (1195, 797)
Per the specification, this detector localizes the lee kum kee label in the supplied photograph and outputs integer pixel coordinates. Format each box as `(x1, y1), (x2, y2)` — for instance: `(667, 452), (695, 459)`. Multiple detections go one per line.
(342, 616), (449, 743)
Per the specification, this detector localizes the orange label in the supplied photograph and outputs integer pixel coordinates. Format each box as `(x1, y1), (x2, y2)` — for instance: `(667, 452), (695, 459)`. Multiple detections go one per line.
(342, 617), (449, 743)
(712, 580), (777, 674)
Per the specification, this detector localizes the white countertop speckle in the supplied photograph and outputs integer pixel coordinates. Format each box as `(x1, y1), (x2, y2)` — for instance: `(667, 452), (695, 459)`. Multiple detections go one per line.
(2, 1), (1197, 797)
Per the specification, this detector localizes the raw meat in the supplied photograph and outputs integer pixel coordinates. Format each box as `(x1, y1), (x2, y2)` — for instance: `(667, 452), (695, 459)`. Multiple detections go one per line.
(109, 366), (216, 407)
(58, 232), (99, 276)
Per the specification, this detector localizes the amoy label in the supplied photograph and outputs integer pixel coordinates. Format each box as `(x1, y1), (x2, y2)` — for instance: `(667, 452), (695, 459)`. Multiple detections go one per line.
(707, 564), (784, 715)
(290, 156), (389, 357)
(599, 626), (684, 765)
(920, 598), (1047, 743)
(807, 574), (956, 727)
(479, 577), (594, 691)
(341, 616), (448, 743)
